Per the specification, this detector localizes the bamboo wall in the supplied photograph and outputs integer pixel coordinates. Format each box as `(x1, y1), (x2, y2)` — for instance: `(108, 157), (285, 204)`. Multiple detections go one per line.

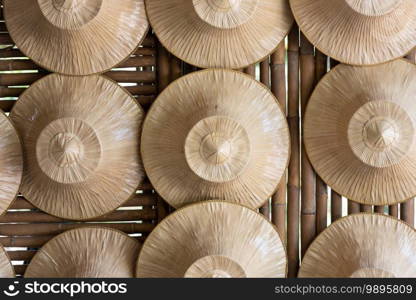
(0, 5), (414, 277)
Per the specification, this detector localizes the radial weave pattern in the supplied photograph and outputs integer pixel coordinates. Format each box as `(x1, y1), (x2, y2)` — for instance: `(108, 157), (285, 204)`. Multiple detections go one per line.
(136, 201), (287, 278)
(142, 69), (290, 209)
(0, 110), (23, 216)
(25, 227), (140, 278)
(10, 74), (145, 220)
(290, 0), (416, 65)
(299, 214), (416, 278)
(0, 244), (14, 278)
(146, 0), (293, 69)
(4, 0), (148, 75)
(304, 60), (416, 206)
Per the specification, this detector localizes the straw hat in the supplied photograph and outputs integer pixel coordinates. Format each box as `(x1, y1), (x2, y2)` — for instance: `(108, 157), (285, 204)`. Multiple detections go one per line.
(0, 110), (23, 216)
(10, 74), (144, 220)
(299, 214), (416, 278)
(25, 227), (140, 278)
(4, 0), (148, 75)
(142, 69), (290, 209)
(0, 244), (14, 278)
(146, 0), (293, 69)
(136, 201), (287, 278)
(304, 60), (416, 206)
(290, 0), (416, 66)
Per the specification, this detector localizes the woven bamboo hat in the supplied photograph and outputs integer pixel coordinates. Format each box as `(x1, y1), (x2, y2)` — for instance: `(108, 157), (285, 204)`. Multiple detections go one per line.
(0, 110), (23, 216)
(4, 0), (148, 75)
(25, 227), (140, 278)
(10, 74), (145, 220)
(290, 0), (416, 66)
(304, 60), (416, 206)
(142, 69), (290, 209)
(146, 0), (293, 69)
(0, 244), (14, 278)
(136, 201), (287, 278)
(299, 214), (416, 278)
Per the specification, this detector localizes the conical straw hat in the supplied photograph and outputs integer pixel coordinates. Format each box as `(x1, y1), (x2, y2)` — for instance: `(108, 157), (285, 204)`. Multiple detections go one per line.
(136, 201), (287, 278)
(4, 0), (148, 75)
(146, 0), (293, 69)
(25, 227), (140, 278)
(0, 110), (23, 216)
(0, 244), (14, 278)
(142, 69), (290, 209)
(10, 74), (145, 220)
(304, 60), (416, 206)
(290, 0), (416, 66)
(299, 214), (416, 278)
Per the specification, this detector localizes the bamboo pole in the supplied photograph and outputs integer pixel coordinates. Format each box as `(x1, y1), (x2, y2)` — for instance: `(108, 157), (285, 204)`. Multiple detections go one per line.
(314, 50), (328, 233)
(13, 265), (27, 276)
(270, 41), (287, 240)
(348, 201), (360, 214)
(331, 192), (343, 221)
(287, 25), (300, 278)
(401, 201), (415, 226)
(157, 42), (170, 93)
(374, 206), (385, 214)
(0, 236), (55, 248)
(300, 33), (316, 257)
(7, 251), (36, 261)
(259, 57), (271, 220)
(360, 205), (373, 213)
(389, 205), (399, 218)
(106, 71), (156, 83)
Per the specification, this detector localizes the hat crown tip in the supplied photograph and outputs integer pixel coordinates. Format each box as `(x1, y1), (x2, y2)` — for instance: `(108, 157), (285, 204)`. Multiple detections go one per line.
(184, 255), (247, 278)
(38, 0), (103, 29)
(363, 117), (398, 149)
(192, 0), (258, 29)
(345, 0), (403, 16)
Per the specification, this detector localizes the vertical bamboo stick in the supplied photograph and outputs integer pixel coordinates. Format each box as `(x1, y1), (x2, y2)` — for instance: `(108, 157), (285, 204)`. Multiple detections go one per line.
(287, 25), (300, 278)
(331, 192), (343, 221)
(374, 206), (385, 214)
(260, 57), (270, 87)
(348, 201), (360, 214)
(360, 205), (373, 213)
(314, 50), (328, 233)
(157, 42), (170, 93)
(401, 201), (415, 226)
(259, 58), (271, 220)
(270, 41), (287, 241)
(389, 205), (399, 218)
(300, 33), (316, 257)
